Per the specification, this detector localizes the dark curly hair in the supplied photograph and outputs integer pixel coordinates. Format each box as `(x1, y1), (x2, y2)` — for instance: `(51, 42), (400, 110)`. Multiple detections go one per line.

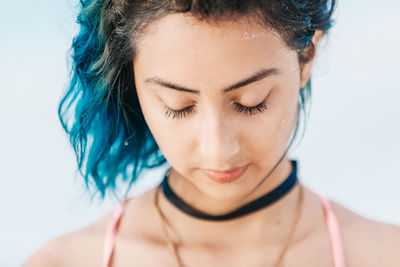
(58, 0), (337, 201)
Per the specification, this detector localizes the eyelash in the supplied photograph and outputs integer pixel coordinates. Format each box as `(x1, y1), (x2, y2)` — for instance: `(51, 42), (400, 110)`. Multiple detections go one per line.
(163, 100), (268, 119)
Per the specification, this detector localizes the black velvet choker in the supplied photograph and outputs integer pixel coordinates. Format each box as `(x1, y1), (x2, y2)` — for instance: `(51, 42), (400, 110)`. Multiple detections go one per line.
(160, 160), (298, 221)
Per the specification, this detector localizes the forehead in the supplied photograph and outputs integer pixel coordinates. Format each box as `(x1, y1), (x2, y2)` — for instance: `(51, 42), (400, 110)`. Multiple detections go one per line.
(133, 13), (298, 89)
(136, 13), (284, 46)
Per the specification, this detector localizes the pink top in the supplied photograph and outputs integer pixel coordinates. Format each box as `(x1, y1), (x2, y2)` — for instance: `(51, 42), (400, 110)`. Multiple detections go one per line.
(102, 193), (346, 267)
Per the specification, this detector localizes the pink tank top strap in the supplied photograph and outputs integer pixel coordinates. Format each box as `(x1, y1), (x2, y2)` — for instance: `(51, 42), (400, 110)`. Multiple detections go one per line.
(102, 197), (132, 267)
(316, 192), (346, 267)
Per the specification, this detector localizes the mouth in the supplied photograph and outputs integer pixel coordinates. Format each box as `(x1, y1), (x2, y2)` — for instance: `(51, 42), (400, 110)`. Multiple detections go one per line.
(201, 164), (249, 184)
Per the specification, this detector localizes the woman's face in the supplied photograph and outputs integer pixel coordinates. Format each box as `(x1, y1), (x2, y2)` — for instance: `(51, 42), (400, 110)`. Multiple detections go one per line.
(133, 14), (314, 200)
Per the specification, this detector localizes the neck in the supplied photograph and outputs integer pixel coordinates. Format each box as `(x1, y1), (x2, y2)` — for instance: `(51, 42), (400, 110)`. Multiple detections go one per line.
(157, 157), (312, 246)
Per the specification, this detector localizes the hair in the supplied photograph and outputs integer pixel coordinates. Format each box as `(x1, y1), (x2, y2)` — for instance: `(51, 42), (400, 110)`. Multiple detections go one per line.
(58, 0), (337, 201)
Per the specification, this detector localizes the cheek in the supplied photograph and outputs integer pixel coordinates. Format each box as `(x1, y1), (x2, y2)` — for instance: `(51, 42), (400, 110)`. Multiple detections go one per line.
(243, 89), (298, 164)
(241, 120), (279, 166)
(154, 128), (195, 175)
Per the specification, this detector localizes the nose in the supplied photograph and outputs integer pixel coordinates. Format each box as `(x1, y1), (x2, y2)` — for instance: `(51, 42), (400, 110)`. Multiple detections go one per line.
(199, 111), (240, 165)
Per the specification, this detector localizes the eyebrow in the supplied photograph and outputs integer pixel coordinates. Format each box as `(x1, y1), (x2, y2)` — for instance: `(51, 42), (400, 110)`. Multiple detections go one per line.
(144, 67), (280, 95)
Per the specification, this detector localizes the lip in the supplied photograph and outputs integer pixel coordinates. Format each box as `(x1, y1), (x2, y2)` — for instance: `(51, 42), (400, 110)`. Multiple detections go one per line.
(202, 164), (249, 184)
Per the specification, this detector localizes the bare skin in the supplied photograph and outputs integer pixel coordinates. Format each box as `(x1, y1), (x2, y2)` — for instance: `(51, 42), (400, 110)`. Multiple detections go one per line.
(22, 186), (400, 267)
(23, 13), (400, 267)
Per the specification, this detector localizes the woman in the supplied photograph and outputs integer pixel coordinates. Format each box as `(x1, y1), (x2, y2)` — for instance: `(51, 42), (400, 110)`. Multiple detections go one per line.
(23, 0), (400, 266)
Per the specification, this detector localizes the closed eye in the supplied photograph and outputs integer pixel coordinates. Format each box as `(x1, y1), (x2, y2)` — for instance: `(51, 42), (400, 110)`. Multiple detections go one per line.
(233, 101), (267, 116)
(163, 98), (268, 119)
(163, 105), (196, 119)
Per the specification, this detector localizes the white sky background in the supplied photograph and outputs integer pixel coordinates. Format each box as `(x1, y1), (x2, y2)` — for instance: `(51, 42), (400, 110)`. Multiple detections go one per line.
(0, 0), (399, 266)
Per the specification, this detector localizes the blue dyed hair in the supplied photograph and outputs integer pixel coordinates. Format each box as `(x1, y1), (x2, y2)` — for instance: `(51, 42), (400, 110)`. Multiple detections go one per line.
(58, 0), (337, 201)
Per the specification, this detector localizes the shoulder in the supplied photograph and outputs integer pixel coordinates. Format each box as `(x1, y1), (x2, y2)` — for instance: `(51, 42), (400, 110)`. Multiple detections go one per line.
(330, 199), (400, 266)
(21, 208), (117, 267)
(21, 189), (161, 267)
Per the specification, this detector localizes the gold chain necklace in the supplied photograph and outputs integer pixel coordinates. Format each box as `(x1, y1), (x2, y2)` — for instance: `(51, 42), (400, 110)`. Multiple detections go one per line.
(154, 181), (304, 267)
